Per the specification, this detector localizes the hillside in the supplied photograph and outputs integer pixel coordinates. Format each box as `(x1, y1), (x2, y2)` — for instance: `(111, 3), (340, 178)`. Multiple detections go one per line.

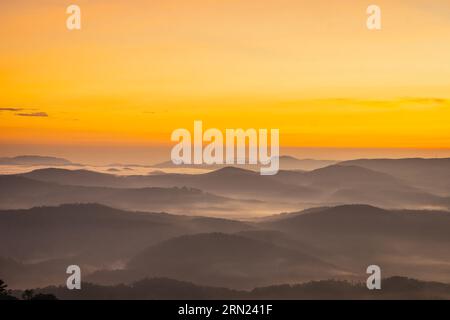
(22, 276), (450, 300)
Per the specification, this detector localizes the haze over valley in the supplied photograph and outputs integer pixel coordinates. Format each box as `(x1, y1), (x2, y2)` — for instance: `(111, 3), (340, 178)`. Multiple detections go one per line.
(1, 154), (450, 299)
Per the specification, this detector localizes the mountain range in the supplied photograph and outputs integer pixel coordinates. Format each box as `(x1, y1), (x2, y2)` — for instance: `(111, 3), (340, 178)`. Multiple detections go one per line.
(152, 156), (337, 171)
(1, 155), (450, 296)
(1, 203), (450, 289)
(13, 161), (450, 211)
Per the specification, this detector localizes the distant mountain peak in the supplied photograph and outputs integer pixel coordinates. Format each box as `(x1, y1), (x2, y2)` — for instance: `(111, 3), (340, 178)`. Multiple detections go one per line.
(206, 166), (257, 176)
(0, 155), (75, 166)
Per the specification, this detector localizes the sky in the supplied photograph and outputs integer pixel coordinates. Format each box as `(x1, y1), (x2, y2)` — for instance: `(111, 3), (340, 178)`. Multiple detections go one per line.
(1, 0), (450, 163)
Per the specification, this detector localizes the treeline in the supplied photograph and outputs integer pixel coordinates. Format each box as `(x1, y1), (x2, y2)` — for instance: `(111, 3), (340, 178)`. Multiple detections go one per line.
(12, 277), (450, 300)
(0, 279), (57, 300)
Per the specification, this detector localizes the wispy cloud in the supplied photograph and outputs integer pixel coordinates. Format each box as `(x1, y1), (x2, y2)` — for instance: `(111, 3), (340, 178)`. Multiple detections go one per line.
(400, 98), (449, 104)
(143, 110), (169, 115)
(309, 97), (449, 105)
(15, 112), (48, 117)
(0, 107), (25, 112)
(0, 107), (49, 117)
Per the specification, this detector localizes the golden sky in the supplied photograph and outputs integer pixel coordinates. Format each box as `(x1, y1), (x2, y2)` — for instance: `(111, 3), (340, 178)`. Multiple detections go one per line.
(1, 0), (450, 160)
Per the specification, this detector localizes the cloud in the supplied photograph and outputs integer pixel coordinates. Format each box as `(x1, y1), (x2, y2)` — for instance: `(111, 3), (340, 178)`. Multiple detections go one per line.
(0, 107), (24, 112)
(311, 98), (449, 105)
(400, 98), (449, 104)
(143, 110), (169, 114)
(15, 112), (49, 117)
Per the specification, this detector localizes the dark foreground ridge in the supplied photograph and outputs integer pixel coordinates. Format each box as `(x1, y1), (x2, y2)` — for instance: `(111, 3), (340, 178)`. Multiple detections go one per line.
(11, 276), (450, 300)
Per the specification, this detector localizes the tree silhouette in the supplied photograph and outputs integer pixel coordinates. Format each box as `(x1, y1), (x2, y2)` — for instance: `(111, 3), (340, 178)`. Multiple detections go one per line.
(0, 279), (8, 294)
(30, 293), (58, 300)
(22, 289), (35, 300)
(0, 279), (17, 300)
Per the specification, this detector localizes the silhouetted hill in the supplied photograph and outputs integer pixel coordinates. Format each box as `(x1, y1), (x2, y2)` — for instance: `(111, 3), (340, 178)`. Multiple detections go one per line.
(274, 164), (450, 209)
(305, 165), (402, 188)
(0, 203), (252, 260)
(340, 158), (450, 194)
(267, 205), (450, 238)
(19, 164), (450, 210)
(23, 168), (123, 187)
(25, 276), (450, 300)
(263, 205), (450, 282)
(152, 156), (336, 171)
(0, 204), (253, 288)
(250, 276), (450, 300)
(277, 156), (337, 171)
(0, 155), (74, 166)
(3, 203), (450, 290)
(274, 164), (404, 189)
(88, 232), (345, 289)
(21, 167), (317, 201)
(197, 167), (317, 199)
(0, 174), (240, 214)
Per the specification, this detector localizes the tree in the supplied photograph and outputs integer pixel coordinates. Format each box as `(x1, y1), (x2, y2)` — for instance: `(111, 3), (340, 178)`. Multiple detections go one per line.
(22, 289), (35, 300)
(22, 289), (58, 300)
(0, 279), (8, 295)
(30, 293), (58, 300)
(0, 279), (17, 300)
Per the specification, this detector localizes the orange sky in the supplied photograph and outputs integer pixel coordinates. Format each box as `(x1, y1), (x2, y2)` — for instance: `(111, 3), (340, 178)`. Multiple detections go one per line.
(1, 0), (450, 161)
